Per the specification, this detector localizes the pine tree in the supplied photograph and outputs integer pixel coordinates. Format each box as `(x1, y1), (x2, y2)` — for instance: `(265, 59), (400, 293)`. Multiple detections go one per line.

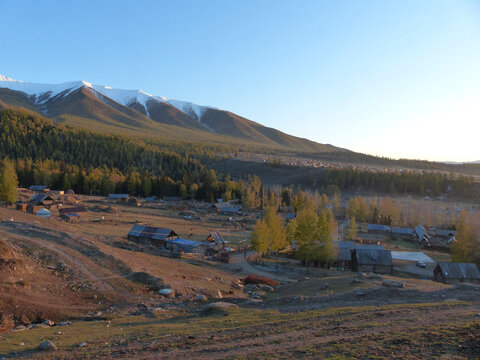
(0, 158), (18, 204)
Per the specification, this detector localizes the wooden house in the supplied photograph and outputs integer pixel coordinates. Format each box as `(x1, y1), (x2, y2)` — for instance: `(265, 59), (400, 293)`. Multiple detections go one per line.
(351, 249), (393, 274)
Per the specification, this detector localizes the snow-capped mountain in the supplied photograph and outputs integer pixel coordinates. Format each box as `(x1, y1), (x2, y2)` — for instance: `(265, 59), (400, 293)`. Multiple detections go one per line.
(0, 75), (213, 122)
(0, 74), (340, 152)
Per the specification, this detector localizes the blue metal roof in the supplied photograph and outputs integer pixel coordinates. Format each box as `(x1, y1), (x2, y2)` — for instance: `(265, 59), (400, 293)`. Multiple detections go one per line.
(391, 227), (415, 235)
(368, 224), (390, 231)
(166, 238), (202, 246)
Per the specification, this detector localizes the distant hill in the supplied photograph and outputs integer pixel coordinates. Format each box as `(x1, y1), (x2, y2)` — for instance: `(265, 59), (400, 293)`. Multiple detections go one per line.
(0, 75), (341, 153)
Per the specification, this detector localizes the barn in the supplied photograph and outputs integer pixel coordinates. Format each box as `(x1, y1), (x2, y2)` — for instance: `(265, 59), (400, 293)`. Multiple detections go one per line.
(334, 241), (385, 269)
(127, 225), (178, 247)
(351, 249), (393, 274)
(433, 262), (480, 284)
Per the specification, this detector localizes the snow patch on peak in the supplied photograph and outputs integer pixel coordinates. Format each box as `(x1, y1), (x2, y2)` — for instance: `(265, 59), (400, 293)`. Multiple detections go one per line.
(81, 80), (93, 88)
(167, 99), (214, 121)
(0, 75), (22, 82)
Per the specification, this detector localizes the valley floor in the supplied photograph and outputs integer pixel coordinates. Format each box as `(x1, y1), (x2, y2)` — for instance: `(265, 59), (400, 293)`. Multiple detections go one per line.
(0, 205), (479, 359)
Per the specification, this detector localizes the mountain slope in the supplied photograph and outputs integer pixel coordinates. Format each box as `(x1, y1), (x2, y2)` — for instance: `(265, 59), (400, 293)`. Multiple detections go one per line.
(0, 75), (342, 153)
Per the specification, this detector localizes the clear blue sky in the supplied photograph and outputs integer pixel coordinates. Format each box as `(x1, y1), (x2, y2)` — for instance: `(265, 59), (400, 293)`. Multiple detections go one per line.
(1, 0), (479, 162)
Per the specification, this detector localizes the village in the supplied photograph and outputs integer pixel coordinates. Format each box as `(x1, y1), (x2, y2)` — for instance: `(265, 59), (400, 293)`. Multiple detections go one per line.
(0, 177), (479, 358)
(13, 185), (480, 286)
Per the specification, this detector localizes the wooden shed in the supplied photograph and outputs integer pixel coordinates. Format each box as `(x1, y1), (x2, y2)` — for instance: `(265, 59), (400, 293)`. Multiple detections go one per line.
(433, 262), (480, 284)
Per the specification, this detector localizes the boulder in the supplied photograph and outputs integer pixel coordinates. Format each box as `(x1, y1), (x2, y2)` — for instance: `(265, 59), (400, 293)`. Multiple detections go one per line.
(243, 284), (258, 293)
(38, 341), (57, 351)
(158, 289), (174, 298)
(353, 287), (365, 296)
(259, 284), (274, 292)
(208, 302), (239, 310)
(382, 280), (406, 288)
(196, 295), (207, 302)
(250, 292), (264, 299)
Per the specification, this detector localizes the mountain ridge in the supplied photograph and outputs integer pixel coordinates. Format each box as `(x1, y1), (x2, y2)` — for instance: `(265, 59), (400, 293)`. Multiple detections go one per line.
(0, 74), (341, 153)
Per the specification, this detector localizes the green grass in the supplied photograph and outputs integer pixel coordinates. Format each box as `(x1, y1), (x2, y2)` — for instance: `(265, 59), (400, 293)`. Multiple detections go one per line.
(0, 301), (469, 356)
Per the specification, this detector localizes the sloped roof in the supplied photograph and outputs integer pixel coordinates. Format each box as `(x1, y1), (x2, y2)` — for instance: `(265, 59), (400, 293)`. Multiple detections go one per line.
(335, 242), (385, 262)
(59, 205), (87, 214)
(30, 194), (53, 203)
(435, 229), (456, 237)
(29, 185), (48, 191)
(437, 262), (480, 279)
(206, 231), (225, 243)
(151, 228), (178, 241)
(166, 238), (202, 247)
(128, 225), (177, 240)
(368, 224), (390, 231)
(391, 227), (415, 235)
(415, 225), (430, 240)
(109, 194), (129, 199)
(353, 249), (392, 266)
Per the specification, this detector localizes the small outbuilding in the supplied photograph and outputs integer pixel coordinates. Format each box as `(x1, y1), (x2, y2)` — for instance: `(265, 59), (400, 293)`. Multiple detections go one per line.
(433, 262), (480, 284)
(108, 194), (130, 201)
(36, 208), (51, 219)
(351, 249), (393, 274)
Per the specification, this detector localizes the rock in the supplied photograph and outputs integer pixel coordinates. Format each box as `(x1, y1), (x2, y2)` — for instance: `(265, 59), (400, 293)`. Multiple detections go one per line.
(79, 342), (87, 348)
(55, 331), (62, 335)
(231, 283), (243, 289)
(208, 302), (239, 310)
(250, 292), (264, 299)
(196, 295), (207, 302)
(57, 321), (71, 326)
(259, 284), (274, 292)
(43, 319), (55, 326)
(13, 325), (27, 332)
(215, 290), (223, 299)
(203, 277), (212, 282)
(38, 341), (57, 351)
(95, 311), (103, 316)
(382, 280), (405, 288)
(319, 283), (329, 290)
(158, 289), (174, 298)
(151, 307), (166, 315)
(34, 323), (51, 329)
(368, 274), (383, 280)
(353, 287), (365, 296)
(243, 284), (258, 293)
